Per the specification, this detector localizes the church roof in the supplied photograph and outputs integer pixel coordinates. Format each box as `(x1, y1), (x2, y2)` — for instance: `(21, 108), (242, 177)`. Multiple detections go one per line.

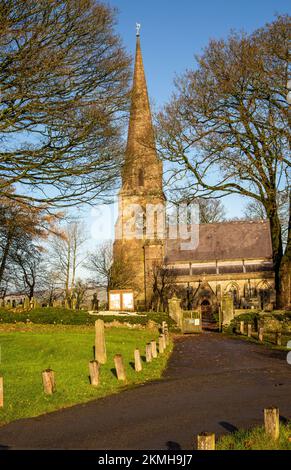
(165, 220), (273, 262)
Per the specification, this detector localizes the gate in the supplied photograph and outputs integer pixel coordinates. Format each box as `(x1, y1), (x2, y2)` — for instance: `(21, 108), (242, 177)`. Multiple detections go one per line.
(200, 300), (219, 331)
(181, 310), (202, 334)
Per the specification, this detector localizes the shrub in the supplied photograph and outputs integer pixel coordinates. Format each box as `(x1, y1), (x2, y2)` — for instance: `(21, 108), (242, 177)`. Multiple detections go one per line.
(0, 307), (176, 329)
(225, 312), (261, 334)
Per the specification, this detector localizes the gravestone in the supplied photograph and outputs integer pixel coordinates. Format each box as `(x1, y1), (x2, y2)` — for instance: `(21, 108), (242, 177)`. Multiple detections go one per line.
(95, 319), (107, 364)
(168, 295), (183, 327)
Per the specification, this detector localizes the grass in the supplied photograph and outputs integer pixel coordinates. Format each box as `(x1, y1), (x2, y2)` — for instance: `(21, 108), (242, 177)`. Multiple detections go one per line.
(0, 323), (173, 426)
(217, 423), (291, 450)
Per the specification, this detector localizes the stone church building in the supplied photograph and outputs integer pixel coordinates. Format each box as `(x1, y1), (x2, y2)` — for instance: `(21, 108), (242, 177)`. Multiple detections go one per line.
(113, 31), (275, 317)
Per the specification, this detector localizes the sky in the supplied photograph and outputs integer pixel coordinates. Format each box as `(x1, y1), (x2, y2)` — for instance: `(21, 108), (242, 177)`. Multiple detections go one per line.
(83, 0), (290, 245)
(109, 0), (289, 107)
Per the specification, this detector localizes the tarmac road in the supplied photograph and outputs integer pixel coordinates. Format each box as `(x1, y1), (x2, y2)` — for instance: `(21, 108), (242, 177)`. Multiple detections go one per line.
(0, 333), (290, 450)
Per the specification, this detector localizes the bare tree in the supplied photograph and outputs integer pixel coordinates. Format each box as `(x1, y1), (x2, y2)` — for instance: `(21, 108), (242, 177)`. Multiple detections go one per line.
(157, 15), (290, 306)
(0, 0), (131, 207)
(87, 241), (138, 292)
(149, 262), (176, 312)
(0, 191), (58, 285)
(244, 191), (289, 246)
(243, 200), (266, 221)
(12, 244), (43, 299)
(197, 198), (226, 223)
(40, 267), (62, 306)
(73, 279), (88, 310)
(50, 220), (87, 306)
(87, 241), (113, 289)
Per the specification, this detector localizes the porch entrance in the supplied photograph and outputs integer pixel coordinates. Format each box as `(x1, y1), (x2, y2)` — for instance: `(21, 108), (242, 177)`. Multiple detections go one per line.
(200, 300), (218, 331)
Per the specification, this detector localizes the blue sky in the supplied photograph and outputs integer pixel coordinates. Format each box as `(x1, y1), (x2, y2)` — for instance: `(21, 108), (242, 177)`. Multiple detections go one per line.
(82, 0), (290, 255)
(109, 0), (289, 107)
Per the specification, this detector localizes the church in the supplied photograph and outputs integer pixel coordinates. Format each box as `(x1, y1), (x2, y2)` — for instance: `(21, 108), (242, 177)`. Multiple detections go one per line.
(113, 30), (275, 318)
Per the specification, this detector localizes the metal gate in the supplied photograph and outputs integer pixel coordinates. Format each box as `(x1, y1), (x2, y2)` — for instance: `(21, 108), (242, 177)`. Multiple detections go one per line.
(201, 302), (219, 331)
(181, 310), (202, 334)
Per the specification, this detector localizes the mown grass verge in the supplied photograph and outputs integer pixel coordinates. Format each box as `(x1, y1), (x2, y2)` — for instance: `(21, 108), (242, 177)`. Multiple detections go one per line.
(0, 323), (173, 426)
(217, 423), (291, 450)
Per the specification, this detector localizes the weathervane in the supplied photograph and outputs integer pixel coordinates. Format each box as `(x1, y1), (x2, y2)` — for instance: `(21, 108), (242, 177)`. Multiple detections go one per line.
(136, 23), (141, 37)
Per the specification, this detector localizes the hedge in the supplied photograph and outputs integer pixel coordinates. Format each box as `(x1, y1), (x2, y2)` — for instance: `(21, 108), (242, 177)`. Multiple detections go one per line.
(0, 307), (176, 329)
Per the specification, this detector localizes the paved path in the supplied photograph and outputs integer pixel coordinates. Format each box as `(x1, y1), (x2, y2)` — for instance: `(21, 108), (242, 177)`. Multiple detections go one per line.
(0, 333), (291, 450)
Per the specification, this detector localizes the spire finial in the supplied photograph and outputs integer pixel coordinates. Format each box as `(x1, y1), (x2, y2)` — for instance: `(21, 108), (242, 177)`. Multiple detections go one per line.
(136, 23), (141, 37)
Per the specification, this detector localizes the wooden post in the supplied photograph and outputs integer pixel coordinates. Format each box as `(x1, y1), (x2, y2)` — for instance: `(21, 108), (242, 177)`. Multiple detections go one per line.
(276, 331), (282, 346)
(0, 377), (3, 408)
(164, 323), (169, 345)
(165, 332), (169, 346)
(42, 369), (55, 395)
(197, 432), (215, 450)
(134, 349), (142, 372)
(162, 321), (167, 334)
(259, 327), (264, 342)
(151, 340), (157, 358)
(247, 323), (252, 337)
(240, 320), (244, 335)
(159, 335), (164, 354)
(162, 333), (167, 350)
(264, 407), (279, 440)
(89, 360), (100, 386)
(114, 354), (126, 381)
(95, 319), (107, 364)
(146, 343), (152, 363)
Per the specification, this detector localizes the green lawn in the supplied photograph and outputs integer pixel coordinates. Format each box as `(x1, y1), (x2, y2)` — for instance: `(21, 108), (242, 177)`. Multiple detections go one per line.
(0, 324), (172, 426)
(217, 423), (291, 450)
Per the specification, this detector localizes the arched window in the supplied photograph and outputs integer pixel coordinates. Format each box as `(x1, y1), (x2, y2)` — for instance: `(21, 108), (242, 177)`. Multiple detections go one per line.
(256, 281), (271, 308)
(138, 168), (144, 187)
(225, 282), (239, 307)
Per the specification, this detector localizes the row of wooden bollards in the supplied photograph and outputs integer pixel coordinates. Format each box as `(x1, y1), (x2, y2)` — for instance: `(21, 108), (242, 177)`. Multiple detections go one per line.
(0, 320), (170, 401)
(40, 319), (170, 394)
(239, 321), (282, 346)
(197, 407), (280, 449)
(101, 321), (169, 383)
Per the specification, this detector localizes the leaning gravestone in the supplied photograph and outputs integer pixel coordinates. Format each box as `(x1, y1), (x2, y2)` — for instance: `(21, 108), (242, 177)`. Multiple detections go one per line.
(168, 295), (183, 327)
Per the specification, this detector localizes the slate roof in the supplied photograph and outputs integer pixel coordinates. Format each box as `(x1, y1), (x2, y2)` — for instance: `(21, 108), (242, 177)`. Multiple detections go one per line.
(164, 220), (273, 263)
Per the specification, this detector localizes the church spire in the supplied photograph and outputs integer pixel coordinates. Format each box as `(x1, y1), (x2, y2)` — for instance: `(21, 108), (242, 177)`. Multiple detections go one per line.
(122, 27), (163, 195)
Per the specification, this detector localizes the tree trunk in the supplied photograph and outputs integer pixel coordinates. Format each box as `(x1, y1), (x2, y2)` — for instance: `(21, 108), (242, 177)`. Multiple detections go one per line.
(266, 203), (283, 308)
(279, 197), (291, 308)
(65, 239), (71, 307)
(0, 232), (13, 284)
(29, 283), (35, 300)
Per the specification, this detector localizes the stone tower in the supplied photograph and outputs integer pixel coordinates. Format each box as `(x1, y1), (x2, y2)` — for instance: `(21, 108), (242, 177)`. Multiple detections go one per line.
(114, 29), (165, 309)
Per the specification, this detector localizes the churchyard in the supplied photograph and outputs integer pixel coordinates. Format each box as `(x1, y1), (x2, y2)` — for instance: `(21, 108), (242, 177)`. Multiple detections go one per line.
(0, 318), (172, 426)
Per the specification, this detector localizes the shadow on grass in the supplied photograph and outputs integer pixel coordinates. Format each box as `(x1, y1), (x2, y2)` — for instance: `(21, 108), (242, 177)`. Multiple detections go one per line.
(279, 415), (288, 424)
(219, 421), (238, 433)
(166, 441), (181, 450)
(110, 368), (117, 379)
